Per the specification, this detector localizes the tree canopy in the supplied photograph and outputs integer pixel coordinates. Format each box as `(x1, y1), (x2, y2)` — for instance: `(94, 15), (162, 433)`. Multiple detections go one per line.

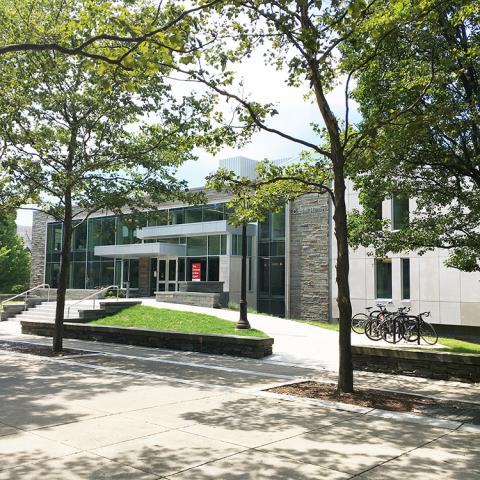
(346, 0), (480, 271)
(0, 214), (30, 294)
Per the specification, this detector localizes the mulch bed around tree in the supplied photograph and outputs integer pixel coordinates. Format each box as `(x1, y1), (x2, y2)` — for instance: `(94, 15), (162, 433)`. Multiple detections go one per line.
(0, 340), (94, 357)
(267, 381), (480, 423)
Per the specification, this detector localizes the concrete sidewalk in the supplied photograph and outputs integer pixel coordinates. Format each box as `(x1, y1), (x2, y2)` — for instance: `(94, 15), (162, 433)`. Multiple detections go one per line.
(0, 340), (479, 479)
(142, 299), (438, 371)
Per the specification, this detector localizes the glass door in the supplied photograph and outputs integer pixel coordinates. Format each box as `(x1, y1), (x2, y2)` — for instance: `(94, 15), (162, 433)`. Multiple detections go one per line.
(156, 258), (178, 292)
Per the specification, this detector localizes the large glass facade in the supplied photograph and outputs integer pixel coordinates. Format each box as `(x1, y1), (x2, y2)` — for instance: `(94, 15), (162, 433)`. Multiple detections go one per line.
(45, 215), (143, 289)
(257, 207), (286, 317)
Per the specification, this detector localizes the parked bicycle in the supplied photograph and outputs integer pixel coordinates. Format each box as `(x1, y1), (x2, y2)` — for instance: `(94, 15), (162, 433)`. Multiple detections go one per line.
(352, 305), (438, 345)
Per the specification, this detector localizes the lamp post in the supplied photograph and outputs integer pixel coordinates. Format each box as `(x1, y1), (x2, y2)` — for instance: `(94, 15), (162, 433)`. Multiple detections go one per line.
(236, 222), (251, 329)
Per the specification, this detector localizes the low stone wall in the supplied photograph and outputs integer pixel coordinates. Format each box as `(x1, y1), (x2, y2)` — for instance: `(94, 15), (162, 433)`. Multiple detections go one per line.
(21, 320), (274, 359)
(352, 345), (480, 383)
(178, 281), (225, 293)
(155, 291), (229, 308)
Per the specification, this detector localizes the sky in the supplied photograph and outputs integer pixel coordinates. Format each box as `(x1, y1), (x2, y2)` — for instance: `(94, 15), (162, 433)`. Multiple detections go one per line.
(15, 50), (359, 227)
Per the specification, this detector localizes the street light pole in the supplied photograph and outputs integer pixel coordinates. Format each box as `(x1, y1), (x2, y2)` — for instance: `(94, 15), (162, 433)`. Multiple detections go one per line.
(237, 222), (251, 329)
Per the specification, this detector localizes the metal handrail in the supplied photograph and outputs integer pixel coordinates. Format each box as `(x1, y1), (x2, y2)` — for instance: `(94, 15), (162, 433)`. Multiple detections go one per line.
(66, 285), (120, 319)
(0, 284), (50, 312)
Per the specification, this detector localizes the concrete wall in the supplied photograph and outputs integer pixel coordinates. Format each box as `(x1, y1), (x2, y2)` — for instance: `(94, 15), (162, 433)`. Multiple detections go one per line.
(288, 194), (330, 321)
(331, 181), (480, 326)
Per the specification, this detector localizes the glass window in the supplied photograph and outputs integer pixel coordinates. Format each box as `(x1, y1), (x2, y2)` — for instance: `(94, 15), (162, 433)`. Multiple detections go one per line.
(47, 223), (63, 252)
(208, 235), (221, 255)
(184, 206), (203, 223)
(207, 256), (220, 281)
(69, 262), (86, 289)
(187, 236), (208, 256)
(271, 208), (285, 240)
(148, 210), (169, 227)
(376, 258), (392, 299)
(203, 203), (225, 222)
(46, 262), (60, 288)
(258, 258), (269, 295)
(71, 221), (87, 251)
(178, 257), (186, 281)
(169, 208), (184, 225)
(401, 258), (410, 300)
(392, 194), (409, 230)
(270, 257), (285, 296)
(259, 215), (271, 241)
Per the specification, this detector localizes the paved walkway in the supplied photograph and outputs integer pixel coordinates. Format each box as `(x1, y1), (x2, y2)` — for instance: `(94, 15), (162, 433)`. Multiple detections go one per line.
(142, 299), (439, 371)
(1, 305), (480, 478)
(0, 333), (479, 479)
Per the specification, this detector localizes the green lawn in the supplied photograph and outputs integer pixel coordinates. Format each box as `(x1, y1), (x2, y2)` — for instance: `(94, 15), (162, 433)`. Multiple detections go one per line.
(295, 320), (339, 331)
(295, 319), (480, 354)
(89, 305), (268, 338)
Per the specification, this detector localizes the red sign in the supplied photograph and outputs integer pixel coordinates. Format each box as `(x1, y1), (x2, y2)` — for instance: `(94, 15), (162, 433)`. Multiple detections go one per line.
(192, 263), (201, 281)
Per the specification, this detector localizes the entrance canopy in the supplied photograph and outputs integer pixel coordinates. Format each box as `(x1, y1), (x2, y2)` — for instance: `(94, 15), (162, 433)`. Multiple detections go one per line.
(94, 242), (186, 259)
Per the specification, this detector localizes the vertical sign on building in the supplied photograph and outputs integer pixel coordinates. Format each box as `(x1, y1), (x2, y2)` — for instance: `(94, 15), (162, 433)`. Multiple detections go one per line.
(192, 263), (201, 282)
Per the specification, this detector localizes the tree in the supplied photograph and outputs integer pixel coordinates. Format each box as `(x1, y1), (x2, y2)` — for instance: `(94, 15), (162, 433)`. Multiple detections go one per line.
(346, 0), (480, 271)
(0, 214), (30, 294)
(0, 45), (221, 351)
(0, 0), (221, 65)
(163, 0), (398, 393)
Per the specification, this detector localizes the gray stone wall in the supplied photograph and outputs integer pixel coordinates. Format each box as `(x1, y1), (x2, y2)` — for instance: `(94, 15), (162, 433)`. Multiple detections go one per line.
(288, 194), (330, 321)
(30, 210), (49, 288)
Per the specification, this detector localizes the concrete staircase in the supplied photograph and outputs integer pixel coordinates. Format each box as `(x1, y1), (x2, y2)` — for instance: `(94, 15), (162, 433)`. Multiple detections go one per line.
(12, 300), (142, 324)
(12, 301), (103, 323)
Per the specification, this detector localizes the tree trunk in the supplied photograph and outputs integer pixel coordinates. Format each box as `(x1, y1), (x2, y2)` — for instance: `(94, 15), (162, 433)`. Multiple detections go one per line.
(53, 190), (72, 353)
(332, 161), (353, 393)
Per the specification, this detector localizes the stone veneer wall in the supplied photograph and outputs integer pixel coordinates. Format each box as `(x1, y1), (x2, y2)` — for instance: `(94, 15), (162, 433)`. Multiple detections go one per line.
(30, 210), (49, 288)
(288, 193), (330, 321)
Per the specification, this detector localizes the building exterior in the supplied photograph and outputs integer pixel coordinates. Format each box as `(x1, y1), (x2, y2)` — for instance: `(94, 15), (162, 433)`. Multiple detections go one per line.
(29, 157), (330, 319)
(330, 180), (480, 329)
(30, 156), (480, 328)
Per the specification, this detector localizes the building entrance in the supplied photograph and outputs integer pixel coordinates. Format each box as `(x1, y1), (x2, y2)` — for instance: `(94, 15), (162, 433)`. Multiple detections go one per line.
(150, 257), (178, 295)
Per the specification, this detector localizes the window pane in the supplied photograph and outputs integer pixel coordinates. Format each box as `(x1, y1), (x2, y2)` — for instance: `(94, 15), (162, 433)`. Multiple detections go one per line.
(203, 203), (225, 222)
(392, 194), (409, 229)
(207, 256), (220, 281)
(376, 258), (392, 299)
(69, 262), (85, 289)
(208, 235), (221, 255)
(258, 258), (269, 295)
(47, 223), (63, 253)
(259, 214), (271, 240)
(187, 236), (208, 256)
(148, 210), (169, 227)
(169, 208), (184, 225)
(71, 221), (87, 251)
(46, 263), (60, 288)
(178, 258), (185, 281)
(184, 207), (203, 223)
(402, 258), (410, 300)
(271, 208), (285, 240)
(270, 257), (285, 296)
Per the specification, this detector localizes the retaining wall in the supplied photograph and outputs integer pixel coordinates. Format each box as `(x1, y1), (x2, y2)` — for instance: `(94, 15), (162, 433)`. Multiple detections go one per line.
(21, 321), (274, 358)
(352, 345), (480, 383)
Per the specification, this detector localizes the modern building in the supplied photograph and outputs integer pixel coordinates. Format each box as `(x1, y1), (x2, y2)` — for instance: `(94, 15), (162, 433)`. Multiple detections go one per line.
(29, 156), (480, 330)
(30, 157), (330, 319)
(330, 180), (480, 331)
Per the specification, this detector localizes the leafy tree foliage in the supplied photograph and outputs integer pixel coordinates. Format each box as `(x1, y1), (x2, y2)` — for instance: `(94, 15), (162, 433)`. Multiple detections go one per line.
(0, 40), (222, 350)
(346, 1), (480, 271)
(0, 214), (30, 294)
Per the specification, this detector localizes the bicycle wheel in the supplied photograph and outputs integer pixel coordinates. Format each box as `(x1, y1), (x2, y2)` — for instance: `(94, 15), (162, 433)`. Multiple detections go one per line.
(365, 318), (383, 341)
(420, 321), (438, 345)
(381, 317), (405, 344)
(351, 313), (368, 334)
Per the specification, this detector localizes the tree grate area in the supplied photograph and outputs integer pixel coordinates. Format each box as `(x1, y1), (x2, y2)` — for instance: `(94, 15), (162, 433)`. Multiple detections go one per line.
(267, 381), (480, 424)
(0, 340), (95, 358)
